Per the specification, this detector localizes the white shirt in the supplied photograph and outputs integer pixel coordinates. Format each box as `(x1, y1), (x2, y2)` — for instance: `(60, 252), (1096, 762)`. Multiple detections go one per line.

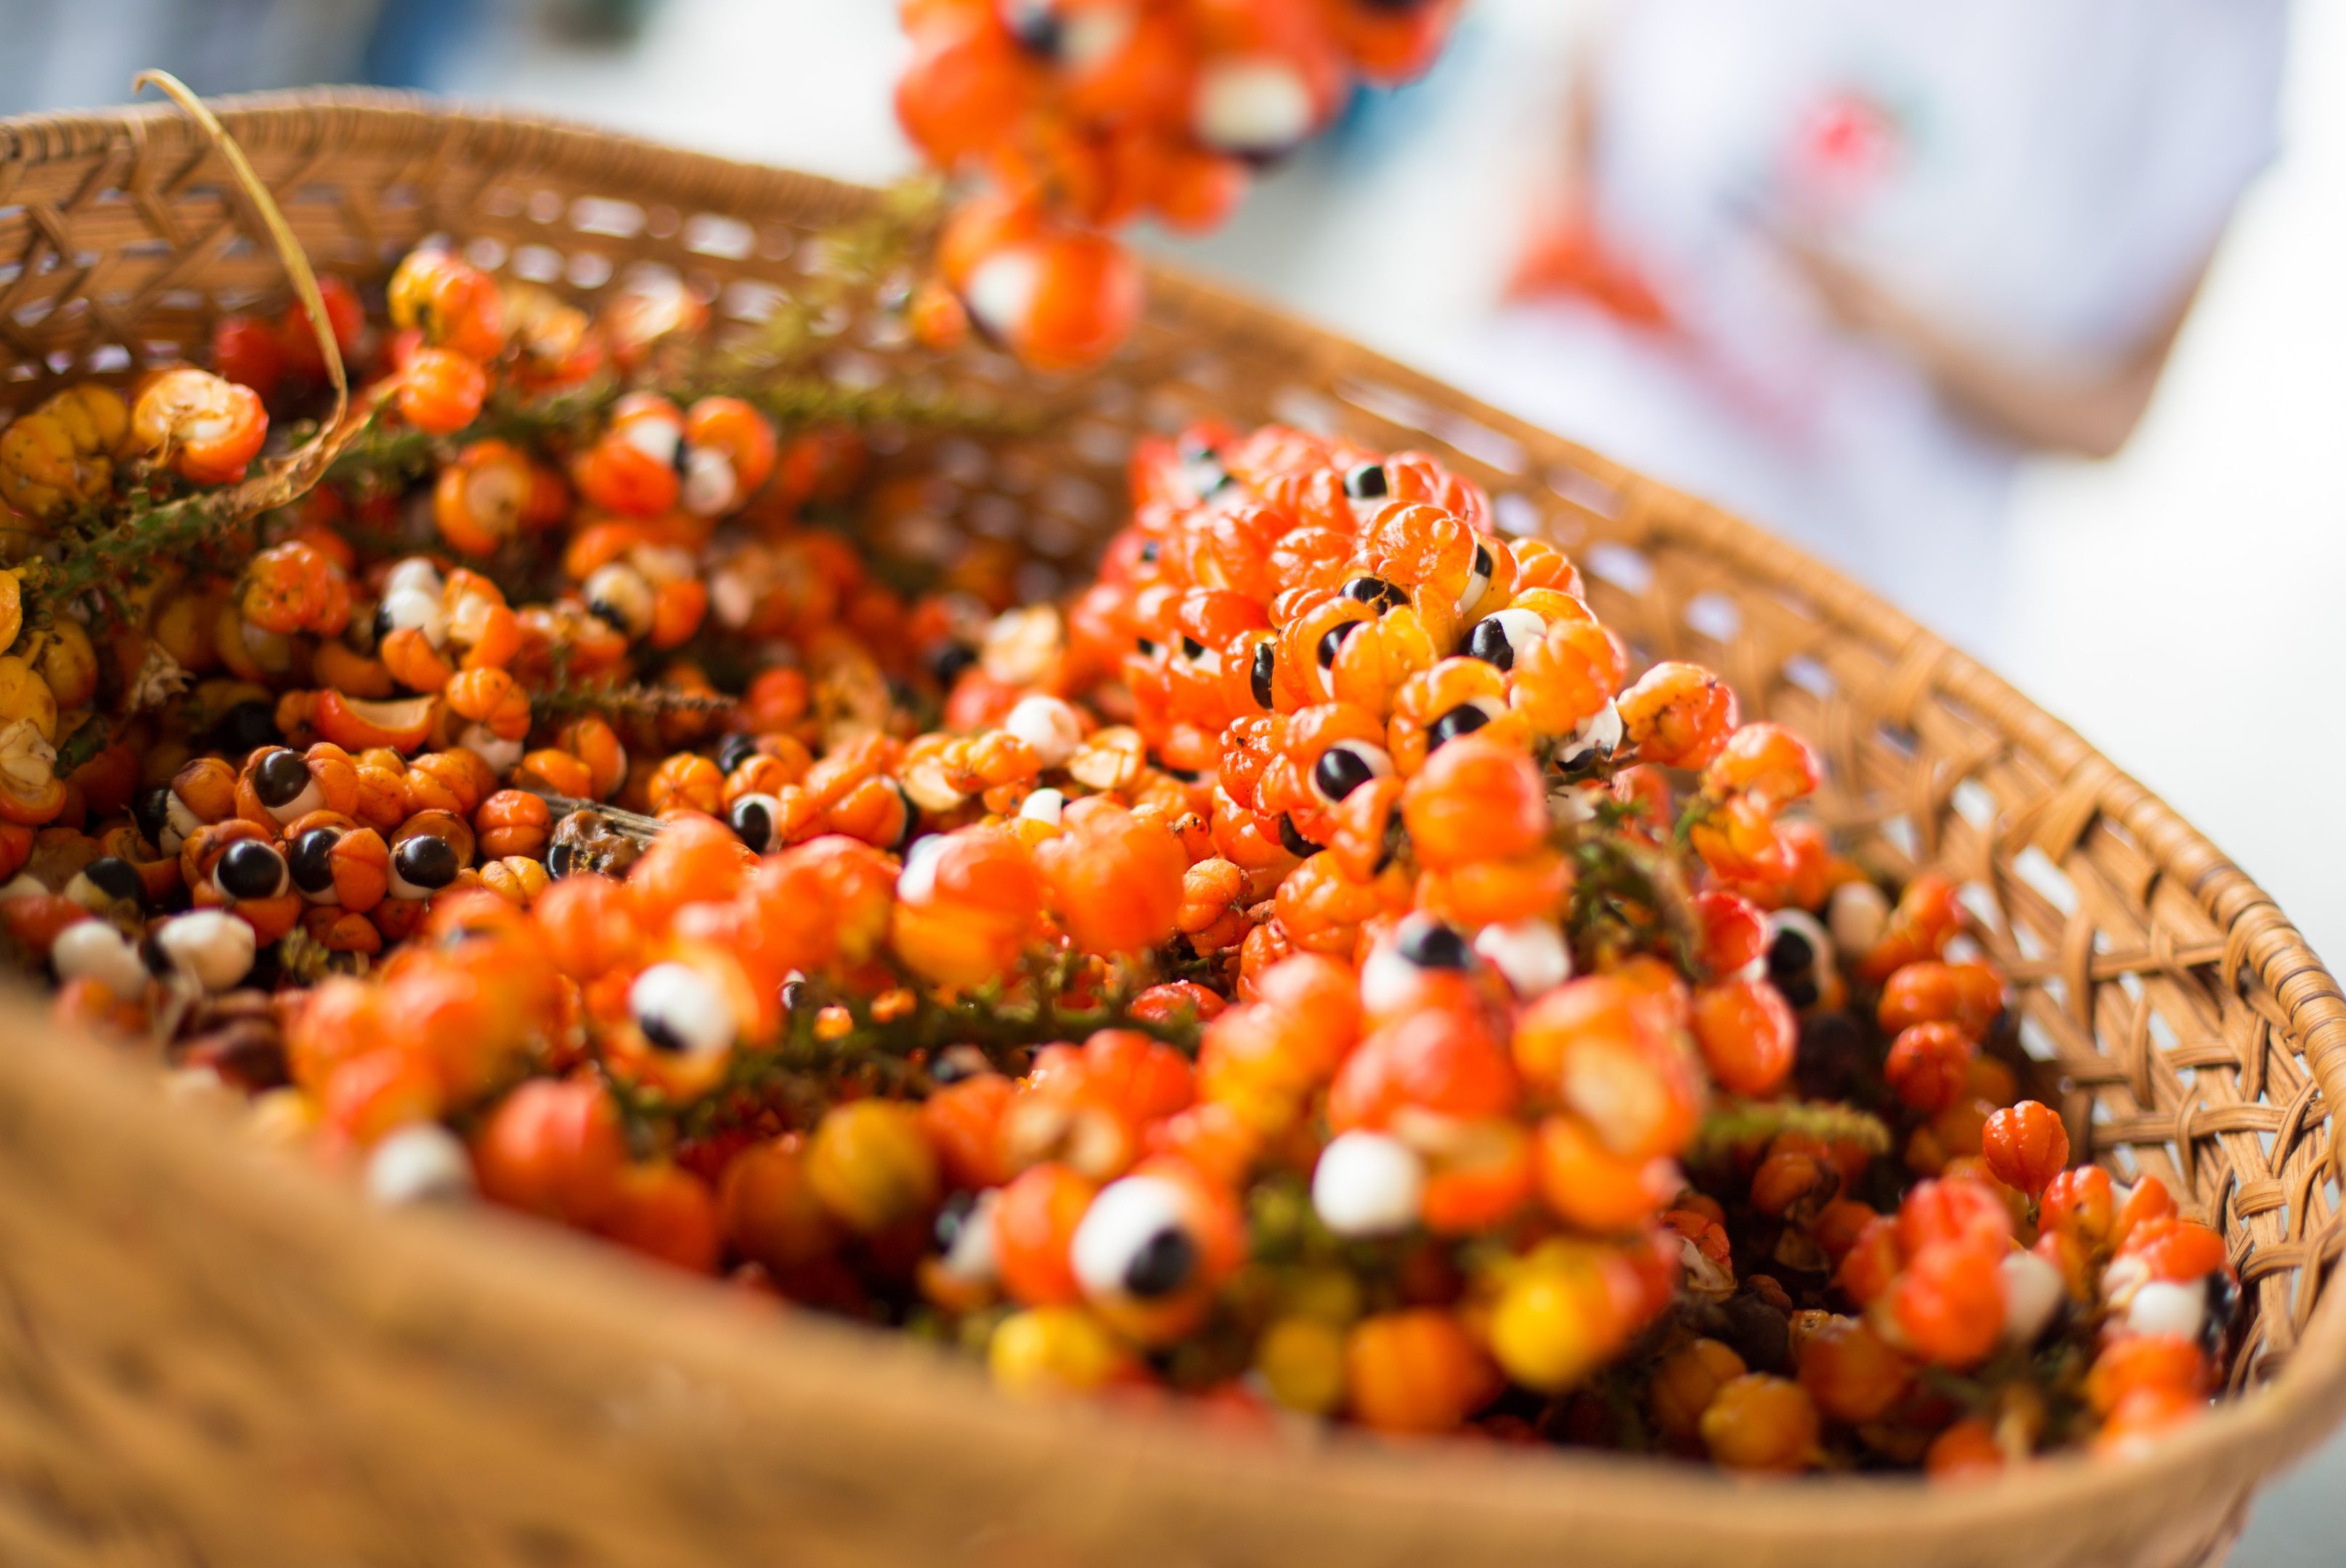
(1443, 0), (2285, 654)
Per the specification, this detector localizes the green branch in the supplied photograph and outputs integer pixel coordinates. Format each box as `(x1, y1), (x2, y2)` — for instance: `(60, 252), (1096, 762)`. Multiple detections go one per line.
(1690, 1098), (1893, 1164)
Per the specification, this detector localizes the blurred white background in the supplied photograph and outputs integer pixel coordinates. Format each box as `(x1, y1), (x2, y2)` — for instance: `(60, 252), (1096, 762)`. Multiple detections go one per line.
(4, 1), (2342, 1557)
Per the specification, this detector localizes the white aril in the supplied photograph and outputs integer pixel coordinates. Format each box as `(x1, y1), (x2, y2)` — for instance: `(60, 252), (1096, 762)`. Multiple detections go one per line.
(376, 585), (449, 648)
(1475, 919), (1573, 997)
(1454, 542), (1494, 618)
(936, 1189), (1001, 1286)
(1311, 1130), (1425, 1238)
(457, 723), (523, 777)
(50, 921), (150, 997)
(1005, 694), (1085, 769)
(152, 910), (256, 992)
(680, 444), (739, 517)
(1019, 787), (1067, 827)
(2127, 1279), (2207, 1342)
(582, 561), (656, 641)
(382, 557), (446, 601)
(1557, 700), (1624, 773)
(1547, 780), (1605, 828)
(1194, 58), (1313, 156)
(964, 248), (1043, 343)
(1057, 5), (1134, 73)
(620, 411), (683, 467)
(629, 962), (736, 1058)
(158, 789), (205, 857)
(1828, 881), (1892, 959)
(1072, 1175), (1198, 1302)
(896, 834), (950, 906)
(2000, 1249), (2066, 1347)
(366, 1123), (477, 1206)
(1356, 944), (1417, 1018)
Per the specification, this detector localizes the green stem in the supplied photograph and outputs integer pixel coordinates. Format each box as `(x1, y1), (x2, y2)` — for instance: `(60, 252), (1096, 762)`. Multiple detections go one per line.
(1690, 1098), (1894, 1164)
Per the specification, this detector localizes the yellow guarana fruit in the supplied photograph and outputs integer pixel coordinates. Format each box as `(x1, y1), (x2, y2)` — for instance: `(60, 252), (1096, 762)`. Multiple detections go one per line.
(0, 654), (60, 743)
(0, 385), (129, 519)
(805, 1100), (940, 1234)
(1485, 1242), (1633, 1395)
(150, 584), (225, 674)
(1254, 1315), (1348, 1415)
(989, 1307), (1128, 1398)
(0, 569), (20, 652)
(31, 621), (98, 712)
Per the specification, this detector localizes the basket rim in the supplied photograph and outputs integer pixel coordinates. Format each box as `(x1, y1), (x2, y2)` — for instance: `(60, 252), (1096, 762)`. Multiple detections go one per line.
(4, 89), (2344, 1536)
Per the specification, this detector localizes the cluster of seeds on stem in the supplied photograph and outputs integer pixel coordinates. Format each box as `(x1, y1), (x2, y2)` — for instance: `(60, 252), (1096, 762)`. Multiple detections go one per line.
(896, 0), (1466, 369)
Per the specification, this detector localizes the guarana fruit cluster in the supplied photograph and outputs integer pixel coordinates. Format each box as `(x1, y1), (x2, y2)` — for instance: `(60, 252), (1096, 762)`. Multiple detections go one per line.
(895, 0), (1465, 370)
(0, 242), (2235, 1477)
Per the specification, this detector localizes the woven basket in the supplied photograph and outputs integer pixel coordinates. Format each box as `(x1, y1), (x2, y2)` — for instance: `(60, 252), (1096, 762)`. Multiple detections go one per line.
(1, 91), (2341, 1568)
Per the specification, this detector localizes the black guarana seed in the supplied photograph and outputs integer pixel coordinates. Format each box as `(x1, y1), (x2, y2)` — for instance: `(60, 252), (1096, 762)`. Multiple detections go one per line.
(214, 699), (282, 754)
(545, 841), (578, 879)
(1180, 634), (1207, 661)
(780, 977), (810, 1013)
(1312, 746), (1377, 803)
(891, 782), (919, 852)
(729, 796), (775, 850)
(589, 597), (634, 636)
(142, 931), (176, 979)
(640, 1014), (690, 1054)
(1136, 539), (1160, 564)
(1471, 542), (1494, 581)
(216, 840), (287, 901)
(1465, 616), (1516, 670)
(928, 640), (979, 686)
(134, 785), (173, 845)
(371, 602), (396, 648)
(1767, 926), (1820, 1009)
(1427, 703), (1491, 751)
(1135, 637), (1162, 658)
(1123, 1228), (1199, 1299)
(1315, 619), (1360, 669)
(1767, 924), (1817, 979)
(1397, 918), (1473, 971)
(1249, 642), (1276, 709)
(1716, 1291), (1791, 1376)
(1343, 575), (1408, 614)
(394, 834), (460, 891)
(79, 856), (143, 907)
(1343, 462), (1389, 500)
(2203, 1273), (2241, 1354)
(252, 748), (311, 808)
(715, 732), (761, 776)
(288, 828), (339, 894)
(1277, 814), (1321, 857)
(933, 1190), (979, 1251)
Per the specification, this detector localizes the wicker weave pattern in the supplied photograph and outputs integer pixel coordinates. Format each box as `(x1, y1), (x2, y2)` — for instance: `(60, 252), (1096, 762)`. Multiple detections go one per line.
(0, 93), (2341, 1568)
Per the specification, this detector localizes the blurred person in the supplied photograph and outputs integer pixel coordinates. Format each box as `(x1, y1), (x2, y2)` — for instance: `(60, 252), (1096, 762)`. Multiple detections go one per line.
(1459, 0), (2286, 653)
